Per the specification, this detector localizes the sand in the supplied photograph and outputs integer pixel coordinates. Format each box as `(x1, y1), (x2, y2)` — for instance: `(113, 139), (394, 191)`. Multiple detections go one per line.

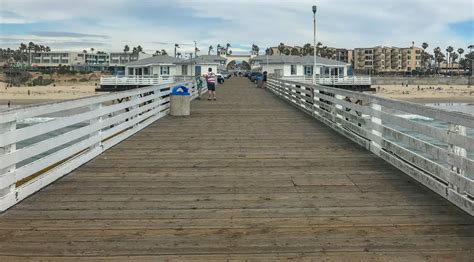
(373, 84), (474, 103)
(0, 82), (99, 106)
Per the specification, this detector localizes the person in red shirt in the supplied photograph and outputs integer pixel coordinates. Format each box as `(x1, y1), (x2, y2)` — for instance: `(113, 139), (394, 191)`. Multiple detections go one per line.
(205, 68), (217, 100)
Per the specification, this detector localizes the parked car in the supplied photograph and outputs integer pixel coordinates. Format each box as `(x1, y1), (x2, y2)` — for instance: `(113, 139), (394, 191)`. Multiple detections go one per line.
(220, 71), (231, 79)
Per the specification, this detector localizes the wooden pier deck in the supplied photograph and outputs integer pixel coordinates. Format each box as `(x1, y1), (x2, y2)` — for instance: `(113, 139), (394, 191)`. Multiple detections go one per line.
(1, 77), (473, 260)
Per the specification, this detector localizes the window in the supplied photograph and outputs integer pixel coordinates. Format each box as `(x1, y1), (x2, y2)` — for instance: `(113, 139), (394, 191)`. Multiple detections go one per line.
(408, 67), (411, 71)
(182, 65), (188, 75)
(304, 66), (313, 76)
(407, 56), (411, 60)
(144, 67), (150, 75)
(290, 65), (297, 75)
(416, 50), (421, 54)
(161, 66), (170, 75)
(416, 56), (421, 60)
(61, 59), (68, 64)
(128, 68), (134, 75)
(52, 59), (60, 63)
(365, 61), (373, 65)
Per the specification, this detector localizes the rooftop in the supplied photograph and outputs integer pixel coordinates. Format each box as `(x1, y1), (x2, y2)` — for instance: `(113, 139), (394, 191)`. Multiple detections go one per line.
(178, 55), (227, 64)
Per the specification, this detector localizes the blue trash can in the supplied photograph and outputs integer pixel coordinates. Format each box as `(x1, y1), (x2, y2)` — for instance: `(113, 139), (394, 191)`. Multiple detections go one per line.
(170, 85), (191, 116)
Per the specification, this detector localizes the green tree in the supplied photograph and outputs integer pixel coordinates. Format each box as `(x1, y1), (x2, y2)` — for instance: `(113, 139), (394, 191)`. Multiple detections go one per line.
(421, 42), (429, 70)
(434, 47), (445, 74)
(446, 46), (454, 74)
(290, 48), (300, 56)
(161, 49), (168, 56)
(277, 43), (286, 55)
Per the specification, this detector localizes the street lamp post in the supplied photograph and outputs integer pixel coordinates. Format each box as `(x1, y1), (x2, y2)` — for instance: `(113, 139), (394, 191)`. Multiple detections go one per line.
(312, 4), (317, 85)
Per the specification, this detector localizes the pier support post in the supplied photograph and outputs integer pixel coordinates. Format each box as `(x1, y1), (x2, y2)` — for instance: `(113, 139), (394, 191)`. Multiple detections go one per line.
(0, 120), (17, 210)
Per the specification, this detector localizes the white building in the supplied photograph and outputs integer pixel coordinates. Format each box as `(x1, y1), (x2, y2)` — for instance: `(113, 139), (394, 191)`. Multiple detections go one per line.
(176, 55), (227, 76)
(124, 55), (183, 77)
(251, 55), (352, 78)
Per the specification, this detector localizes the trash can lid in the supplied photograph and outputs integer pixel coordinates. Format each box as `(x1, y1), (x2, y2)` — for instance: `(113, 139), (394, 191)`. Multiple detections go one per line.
(171, 85), (190, 96)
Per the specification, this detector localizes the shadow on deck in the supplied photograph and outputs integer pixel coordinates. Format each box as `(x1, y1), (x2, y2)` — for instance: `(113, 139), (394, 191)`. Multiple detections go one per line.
(0, 77), (473, 260)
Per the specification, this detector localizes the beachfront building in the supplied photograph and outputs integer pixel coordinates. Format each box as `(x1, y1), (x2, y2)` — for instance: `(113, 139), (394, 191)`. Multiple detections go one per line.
(31, 51), (84, 68)
(176, 55), (227, 76)
(251, 55), (371, 89)
(251, 55), (352, 78)
(109, 52), (152, 66)
(124, 55), (182, 77)
(354, 46), (422, 74)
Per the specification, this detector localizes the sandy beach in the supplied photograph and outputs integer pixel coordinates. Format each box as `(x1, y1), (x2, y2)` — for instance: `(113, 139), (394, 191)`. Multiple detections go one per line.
(0, 82), (98, 106)
(373, 84), (474, 103)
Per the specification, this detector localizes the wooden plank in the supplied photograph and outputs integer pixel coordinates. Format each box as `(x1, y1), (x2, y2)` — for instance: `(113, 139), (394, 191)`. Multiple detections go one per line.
(0, 77), (473, 259)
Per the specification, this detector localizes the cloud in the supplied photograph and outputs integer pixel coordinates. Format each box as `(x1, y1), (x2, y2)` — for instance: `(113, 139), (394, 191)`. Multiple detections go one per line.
(30, 31), (109, 39)
(0, 0), (472, 53)
(0, 11), (32, 24)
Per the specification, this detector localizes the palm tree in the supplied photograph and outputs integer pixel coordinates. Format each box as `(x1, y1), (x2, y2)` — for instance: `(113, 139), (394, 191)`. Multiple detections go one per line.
(19, 43), (27, 64)
(153, 50), (161, 56)
(277, 43), (285, 55)
(45, 46), (51, 52)
(136, 45), (143, 54)
(421, 42), (429, 70)
(161, 49), (168, 56)
(434, 47), (444, 74)
(90, 48), (95, 54)
(446, 46), (454, 75)
(216, 44), (223, 55)
(208, 45), (213, 55)
(290, 48), (300, 56)
(265, 48), (273, 55)
(27, 41), (35, 64)
(457, 48), (465, 73)
(225, 43), (231, 55)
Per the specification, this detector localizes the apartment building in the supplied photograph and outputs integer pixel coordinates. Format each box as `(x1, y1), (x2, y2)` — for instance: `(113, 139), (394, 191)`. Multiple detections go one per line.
(32, 51), (84, 67)
(354, 46), (422, 73)
(334, 49), (354, 64)
(30, 51), (152, 71)
(109, 52), (152, 65)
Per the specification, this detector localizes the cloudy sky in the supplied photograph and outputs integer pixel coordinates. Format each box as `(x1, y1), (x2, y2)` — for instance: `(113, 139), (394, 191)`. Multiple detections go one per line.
(0, 0), (472, 55)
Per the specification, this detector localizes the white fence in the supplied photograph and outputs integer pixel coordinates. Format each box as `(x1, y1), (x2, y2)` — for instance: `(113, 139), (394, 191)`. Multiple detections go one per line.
(0, 80), (206, 211)
(268, 78), (474, 215)
(100, 75), (190, 86)
(280, 75), (372, 86)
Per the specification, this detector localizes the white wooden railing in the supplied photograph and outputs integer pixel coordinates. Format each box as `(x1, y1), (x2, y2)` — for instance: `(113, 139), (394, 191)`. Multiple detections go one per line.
(268, 78), (474, 215)
(0, 80), (207, 211)
(280, 75), (372, 86)
(100, 75), (177, 86)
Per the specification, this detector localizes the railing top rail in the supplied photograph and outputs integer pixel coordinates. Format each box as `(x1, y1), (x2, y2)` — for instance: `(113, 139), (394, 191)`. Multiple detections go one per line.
(0, 80), (193, 124)
(275, 78), (474, 128)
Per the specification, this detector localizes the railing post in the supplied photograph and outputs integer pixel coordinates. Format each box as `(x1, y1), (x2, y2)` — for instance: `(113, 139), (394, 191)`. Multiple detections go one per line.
(448, 124), (467, 177)
(89, 103), (103, 150)
(0, 120), (17, 210)
(312, 83), (320, 116)
(370, 102), (383, 151)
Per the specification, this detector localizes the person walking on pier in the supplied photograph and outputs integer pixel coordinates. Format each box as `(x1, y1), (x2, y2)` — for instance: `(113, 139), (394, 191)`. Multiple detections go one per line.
(205, 68), (217, 100)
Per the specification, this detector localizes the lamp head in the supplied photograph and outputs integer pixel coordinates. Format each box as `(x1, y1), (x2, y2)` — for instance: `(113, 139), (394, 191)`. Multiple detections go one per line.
(312, 5), (317, 14)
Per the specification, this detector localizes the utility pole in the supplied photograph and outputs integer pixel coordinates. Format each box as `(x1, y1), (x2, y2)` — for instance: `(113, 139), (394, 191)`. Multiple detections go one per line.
(312, 4), (317, 85)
